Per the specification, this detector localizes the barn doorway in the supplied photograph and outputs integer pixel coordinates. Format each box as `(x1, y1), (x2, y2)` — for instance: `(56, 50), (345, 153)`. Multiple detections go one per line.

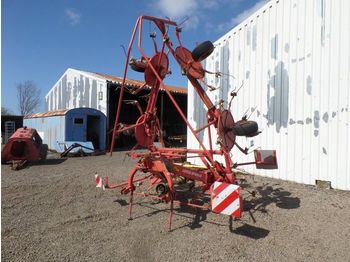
(106, 82), (187, 150)
(87, 115), (100, 150)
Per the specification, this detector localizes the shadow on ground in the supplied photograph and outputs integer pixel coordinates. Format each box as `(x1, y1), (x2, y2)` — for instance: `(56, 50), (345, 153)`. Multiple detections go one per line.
(243, 183), (301, 212)
(38, 159), (67, 165)
(112, 181), (301, 239)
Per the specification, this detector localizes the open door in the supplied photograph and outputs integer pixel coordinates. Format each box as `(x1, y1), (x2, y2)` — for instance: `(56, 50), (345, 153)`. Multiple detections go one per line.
(87, 115), (100, 150)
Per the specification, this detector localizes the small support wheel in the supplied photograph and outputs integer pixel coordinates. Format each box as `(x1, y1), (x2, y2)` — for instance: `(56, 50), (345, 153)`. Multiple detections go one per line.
(40, 144), (48, 160)
(191, 41), (214, 62)
(129, 58), (147, 72)
(232, 120), (258, 136)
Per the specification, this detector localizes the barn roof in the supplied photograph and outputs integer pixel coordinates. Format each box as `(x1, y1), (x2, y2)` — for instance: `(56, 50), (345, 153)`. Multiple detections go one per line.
(24, 107), (105, 119)
(24, 109), (69, 119)
(91, 72), (187, 95)
(45, 68), (187, 101)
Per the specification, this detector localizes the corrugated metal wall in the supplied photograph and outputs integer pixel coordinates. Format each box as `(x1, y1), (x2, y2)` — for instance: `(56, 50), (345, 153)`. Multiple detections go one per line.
(188, 0), (350, 190)
(24, 116), (66, 151)
(45, 68), (108, 115)
(24, 108), (107, 151)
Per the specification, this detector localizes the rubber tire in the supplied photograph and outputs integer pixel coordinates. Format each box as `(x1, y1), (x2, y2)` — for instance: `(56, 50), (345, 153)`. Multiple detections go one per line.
(191, 41), (214, 62)
(232, 120), (258, 136)
(130, 63), (146, 73)
(40, 144), (48, 160)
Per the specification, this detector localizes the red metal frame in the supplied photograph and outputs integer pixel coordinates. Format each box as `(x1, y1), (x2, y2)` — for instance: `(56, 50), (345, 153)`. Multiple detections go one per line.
(100, 16), (276, 230)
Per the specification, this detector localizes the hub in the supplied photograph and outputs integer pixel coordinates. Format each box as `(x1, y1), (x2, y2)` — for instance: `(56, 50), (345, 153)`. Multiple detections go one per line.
(155, 183), (169, 196)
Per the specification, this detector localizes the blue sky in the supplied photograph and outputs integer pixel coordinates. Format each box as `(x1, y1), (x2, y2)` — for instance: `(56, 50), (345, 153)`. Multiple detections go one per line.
(1, 0), (267, 114)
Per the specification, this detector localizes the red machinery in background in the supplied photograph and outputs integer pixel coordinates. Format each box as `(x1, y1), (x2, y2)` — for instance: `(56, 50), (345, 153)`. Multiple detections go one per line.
(96, 16), (277, 230)
(2, 127), (47, 170)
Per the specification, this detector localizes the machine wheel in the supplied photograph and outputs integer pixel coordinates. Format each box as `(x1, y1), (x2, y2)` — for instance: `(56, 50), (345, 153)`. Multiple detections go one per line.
(191, 41), (214, 62)
(129, 58), (146, 72)
(40, 144), (48, 160)
(232, 120), (258, 136)
(130, 63), (145, 72)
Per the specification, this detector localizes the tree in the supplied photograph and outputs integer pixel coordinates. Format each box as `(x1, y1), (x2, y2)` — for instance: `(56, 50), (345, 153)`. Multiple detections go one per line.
(1, 106), (12, 115)
(16, 81), (41, 116)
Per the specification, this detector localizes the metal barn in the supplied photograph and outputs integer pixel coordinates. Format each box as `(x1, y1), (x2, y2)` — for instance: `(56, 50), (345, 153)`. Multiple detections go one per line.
(24, 108), (106, 152)
(188, 0), (350, 190)
(45, 68), (187, 148)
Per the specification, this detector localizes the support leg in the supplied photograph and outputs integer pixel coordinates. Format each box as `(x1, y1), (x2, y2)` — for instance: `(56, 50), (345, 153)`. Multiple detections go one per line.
(128, 189), (134, 220)
(168, 198), (174, 232)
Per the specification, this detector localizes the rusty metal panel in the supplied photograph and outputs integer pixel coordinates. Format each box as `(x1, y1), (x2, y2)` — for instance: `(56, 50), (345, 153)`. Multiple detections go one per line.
(25, 109), (69, 119)
(92, 72), (188, 95)
(188, 0), (350, 190)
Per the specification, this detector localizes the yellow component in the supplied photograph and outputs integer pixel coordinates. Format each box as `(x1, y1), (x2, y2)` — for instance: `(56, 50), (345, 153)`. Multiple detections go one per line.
(173, 162), (207, 170)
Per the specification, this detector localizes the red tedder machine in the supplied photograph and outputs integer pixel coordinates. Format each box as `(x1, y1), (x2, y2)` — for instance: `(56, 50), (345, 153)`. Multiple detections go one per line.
(95, 16), (278, 230)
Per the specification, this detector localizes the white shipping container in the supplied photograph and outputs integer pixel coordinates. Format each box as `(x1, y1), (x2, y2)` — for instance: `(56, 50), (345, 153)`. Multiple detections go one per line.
(187, 0), (350, 190)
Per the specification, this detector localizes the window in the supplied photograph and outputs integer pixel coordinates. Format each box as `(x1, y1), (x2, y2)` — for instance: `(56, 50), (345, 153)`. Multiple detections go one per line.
(74, 118), (84, 124)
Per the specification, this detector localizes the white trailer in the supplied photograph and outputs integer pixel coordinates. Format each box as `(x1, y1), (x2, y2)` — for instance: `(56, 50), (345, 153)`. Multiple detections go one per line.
(187, 0), (350, 190)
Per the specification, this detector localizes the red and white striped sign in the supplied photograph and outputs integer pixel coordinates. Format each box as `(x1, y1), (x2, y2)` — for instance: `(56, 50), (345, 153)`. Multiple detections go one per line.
(211, 182), (241, 218)
(95, 174), (105, 190)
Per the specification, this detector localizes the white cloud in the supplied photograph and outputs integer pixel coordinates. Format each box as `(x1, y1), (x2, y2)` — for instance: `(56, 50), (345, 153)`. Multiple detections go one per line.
(65, 8), (81, 26)
(155, 0), (198, 18)
(183, 15), (199, 30)
(151, 0), (265, 31)
(232, 0), (268, 24)
(217, 0), (268, 32)
(202, 0), (219, 9)
(151, 0), (220, 30)
(216, 18), (233, 32)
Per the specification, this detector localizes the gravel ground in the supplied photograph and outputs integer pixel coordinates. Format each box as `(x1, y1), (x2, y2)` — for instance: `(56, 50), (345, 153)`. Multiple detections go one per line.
(2, 152), (350, 261)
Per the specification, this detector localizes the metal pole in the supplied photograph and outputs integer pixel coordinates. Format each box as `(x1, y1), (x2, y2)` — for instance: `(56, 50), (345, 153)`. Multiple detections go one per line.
(160, 92), (164, 132)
